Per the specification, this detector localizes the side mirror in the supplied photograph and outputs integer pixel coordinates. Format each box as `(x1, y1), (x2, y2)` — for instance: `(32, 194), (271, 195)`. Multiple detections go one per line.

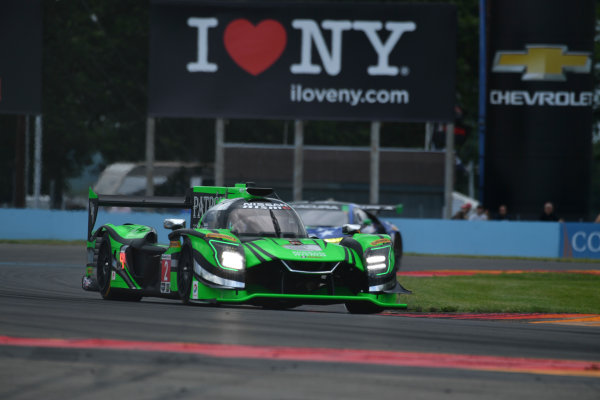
(164, 218), (186, 231)
(362, 218), (372, 226)
(342, 224), (361, 235)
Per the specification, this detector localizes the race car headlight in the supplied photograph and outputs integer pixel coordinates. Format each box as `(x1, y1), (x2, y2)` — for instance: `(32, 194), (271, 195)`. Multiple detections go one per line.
(366, 255), (386, 264)
(367, 263), (387, 271)
(210, 240), (245, 271)
(364, 246), (390, 272)
(221, 250), (244, 270)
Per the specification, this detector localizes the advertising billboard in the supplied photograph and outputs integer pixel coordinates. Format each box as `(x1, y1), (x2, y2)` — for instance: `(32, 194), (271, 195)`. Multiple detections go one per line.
(0, 1), (42, 115)
(149, 1), (456, 122)
(484, 0), (595, 220)
(560, 223), (600, 259)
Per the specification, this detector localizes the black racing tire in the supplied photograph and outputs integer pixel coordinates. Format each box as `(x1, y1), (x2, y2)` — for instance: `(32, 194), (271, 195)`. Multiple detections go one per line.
(96, 234), (142, 301)
(344, 301), (384, 314)
(177, 244), (194, 304)
(393, 233), (403, 268)
(96, 234), (114, 299)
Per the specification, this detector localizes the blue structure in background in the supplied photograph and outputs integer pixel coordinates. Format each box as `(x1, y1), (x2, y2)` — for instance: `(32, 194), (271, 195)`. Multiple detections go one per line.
(2, 208), (593, 259)
(559, 223), (600, 259)
(387, 218), (559, 258)
(1, 208), (184, 244)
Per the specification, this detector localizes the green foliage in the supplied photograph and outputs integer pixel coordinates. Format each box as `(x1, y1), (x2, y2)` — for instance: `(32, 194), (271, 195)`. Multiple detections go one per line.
(400, 273), (600, 313)
(31, 0), (483, 207)
(41, 0), (149, 206)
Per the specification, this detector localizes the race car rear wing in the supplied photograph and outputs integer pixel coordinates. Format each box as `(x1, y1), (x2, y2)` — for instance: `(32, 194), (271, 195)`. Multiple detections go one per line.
(87, 183), (274, 241)
(87, 188), (190, 241)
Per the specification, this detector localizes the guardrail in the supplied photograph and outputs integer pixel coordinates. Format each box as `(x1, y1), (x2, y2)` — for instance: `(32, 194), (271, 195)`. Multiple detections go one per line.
(1, 208), (598, 259)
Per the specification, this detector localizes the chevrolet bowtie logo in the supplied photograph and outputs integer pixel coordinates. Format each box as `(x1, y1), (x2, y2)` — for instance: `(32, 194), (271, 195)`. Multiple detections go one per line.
(492, 45), (591, 81)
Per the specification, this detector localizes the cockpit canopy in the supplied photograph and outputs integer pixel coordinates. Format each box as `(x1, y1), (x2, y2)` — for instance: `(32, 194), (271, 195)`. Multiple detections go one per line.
(200, 198), (307, 239)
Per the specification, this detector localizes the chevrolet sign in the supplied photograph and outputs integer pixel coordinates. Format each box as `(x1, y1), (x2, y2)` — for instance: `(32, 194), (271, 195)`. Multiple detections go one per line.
(492, 45), (591, 81)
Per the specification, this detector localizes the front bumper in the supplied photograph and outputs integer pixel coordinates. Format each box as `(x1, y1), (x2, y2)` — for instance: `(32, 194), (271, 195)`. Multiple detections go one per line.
(188, 277), (407, 309)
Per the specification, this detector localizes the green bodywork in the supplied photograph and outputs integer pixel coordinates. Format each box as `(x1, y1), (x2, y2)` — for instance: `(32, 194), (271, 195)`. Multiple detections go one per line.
(85, 184), (407, 311)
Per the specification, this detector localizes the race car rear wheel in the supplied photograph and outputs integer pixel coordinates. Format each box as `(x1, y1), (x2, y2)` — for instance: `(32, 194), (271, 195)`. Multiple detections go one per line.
(96, 235), (114, 299)
(344, 301), (384, 314)
(177, 245), (194, 304)
(96, 234), (141, 301)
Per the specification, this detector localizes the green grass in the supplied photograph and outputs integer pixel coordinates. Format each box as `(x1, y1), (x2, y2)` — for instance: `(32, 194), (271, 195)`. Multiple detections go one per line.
(398, 273), (600, 314)
(404, 252), (600, 264)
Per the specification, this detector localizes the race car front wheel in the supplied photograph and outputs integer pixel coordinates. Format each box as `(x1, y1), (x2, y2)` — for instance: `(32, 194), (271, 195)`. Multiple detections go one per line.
(177, 245), (194, 304)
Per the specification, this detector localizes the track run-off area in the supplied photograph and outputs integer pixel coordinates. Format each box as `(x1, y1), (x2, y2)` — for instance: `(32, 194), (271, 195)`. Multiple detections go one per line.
(0, 243), (599, 399)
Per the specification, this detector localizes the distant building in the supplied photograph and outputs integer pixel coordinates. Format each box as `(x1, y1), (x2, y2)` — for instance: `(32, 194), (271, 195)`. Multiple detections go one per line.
(224, 144), (445, 218)
(94, 161), (211, 196)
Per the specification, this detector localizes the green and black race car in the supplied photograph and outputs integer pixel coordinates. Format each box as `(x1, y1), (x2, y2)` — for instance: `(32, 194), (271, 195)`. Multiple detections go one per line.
(82, 183), (410, 313)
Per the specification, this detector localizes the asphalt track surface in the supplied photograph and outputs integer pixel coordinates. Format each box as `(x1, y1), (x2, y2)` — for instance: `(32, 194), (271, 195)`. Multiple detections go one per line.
(0, 244), (599, 399)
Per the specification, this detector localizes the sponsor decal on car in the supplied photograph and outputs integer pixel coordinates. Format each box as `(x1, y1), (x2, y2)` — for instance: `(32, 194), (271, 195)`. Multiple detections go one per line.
(206, 232), (238, 242)
(192, 281), (199, 299)
(292, 250), (326, 258)
(192, 194), (220, 220)
(160, 255), (172, 294)
(111, 271), (116, 281)
(160, 283), (171, 293)
(284, 244), (322, 252)
(119, 251), (127, 269)
(242, 203), (290, 210)
(371, 238), (391, 246)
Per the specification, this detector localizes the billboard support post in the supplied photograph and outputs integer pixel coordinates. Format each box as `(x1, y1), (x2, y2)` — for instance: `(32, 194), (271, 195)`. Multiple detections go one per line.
(370, 121), (380, 204)
(33, 115), (42, 209)
(293, 120), (304, 201)
(14, 115), (25, 207)
(215, 118), (225, 186)
(145, 117), (156, 196)
(425, 122), (434, 150)
(478, 0), (486, 203)
(25, 115), (30, 196)
(444, 123), (455, 219)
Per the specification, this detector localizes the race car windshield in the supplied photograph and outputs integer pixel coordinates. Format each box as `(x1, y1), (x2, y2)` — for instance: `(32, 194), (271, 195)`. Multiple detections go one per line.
(201, 201), (307, 238)
(295, 209), (348, 227)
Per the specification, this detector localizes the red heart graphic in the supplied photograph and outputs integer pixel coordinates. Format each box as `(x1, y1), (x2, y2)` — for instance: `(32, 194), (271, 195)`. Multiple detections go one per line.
(223, 19), (287, 76)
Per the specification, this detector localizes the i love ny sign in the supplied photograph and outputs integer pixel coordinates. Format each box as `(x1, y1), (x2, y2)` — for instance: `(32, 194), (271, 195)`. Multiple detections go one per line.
(149, 1), (456, 122)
